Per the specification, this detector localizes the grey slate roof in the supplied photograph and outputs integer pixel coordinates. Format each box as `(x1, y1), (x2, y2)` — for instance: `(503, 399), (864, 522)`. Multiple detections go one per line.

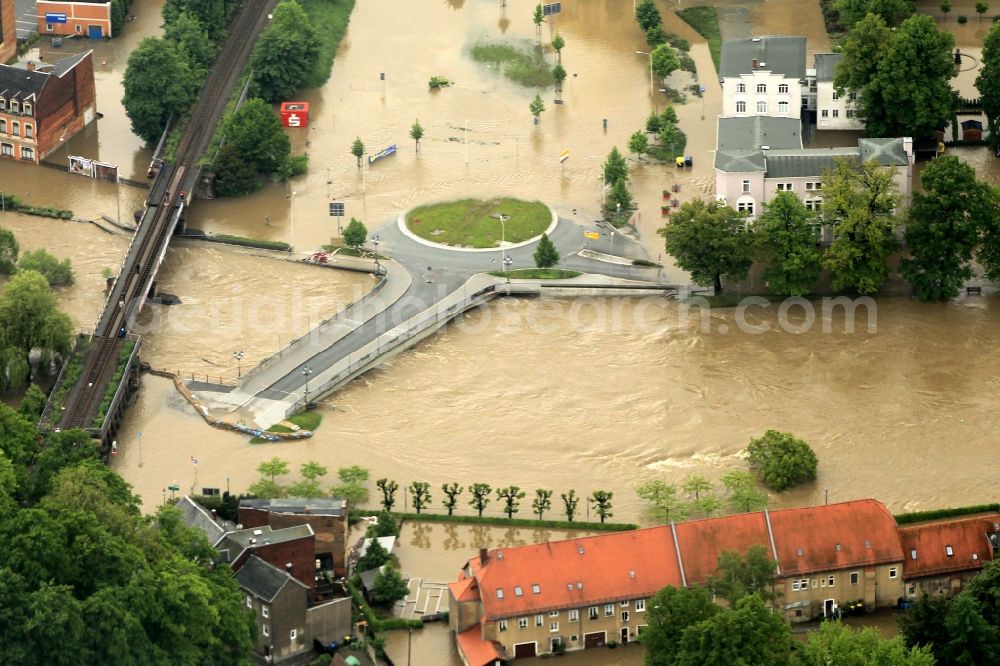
(715, 116), (802, 171)
(859, 138), (909, 166)
(235, 555), (306, 602)
(0, 66), (47, 100)
(217, 524), (315, 562)
(715, 150), (767, 173)
(50, 51), (92, 78)
(720, 36), (807, 80)
(174, 496), (236, 546)
(241, 497), (346, 517)
(764, 147), (859, 178)
(814, 53), (842, 82)
(359, 564), (388, 593)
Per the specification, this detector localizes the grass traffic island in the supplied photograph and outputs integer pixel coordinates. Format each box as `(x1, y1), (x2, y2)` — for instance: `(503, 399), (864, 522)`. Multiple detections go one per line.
(250, 412), (322, 443)
(488, 268), (581, 280)
(406, 198), (551, 248)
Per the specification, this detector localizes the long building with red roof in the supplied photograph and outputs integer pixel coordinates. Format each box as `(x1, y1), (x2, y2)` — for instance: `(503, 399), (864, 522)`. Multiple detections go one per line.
(449, 499), (1000, 664)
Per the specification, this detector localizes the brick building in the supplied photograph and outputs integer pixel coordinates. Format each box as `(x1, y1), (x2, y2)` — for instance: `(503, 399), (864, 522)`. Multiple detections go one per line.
(239, 497), (350, 575)
(1, 0), (14, 64)
(450, 499), (1000, 664)
(0, 51), (97, 163)
(217, 524), (318, 591)
(37, 1), (113, 39)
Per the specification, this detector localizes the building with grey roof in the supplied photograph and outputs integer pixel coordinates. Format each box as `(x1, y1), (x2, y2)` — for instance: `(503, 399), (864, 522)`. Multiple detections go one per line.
(720, 37), (807, 120)
(714, 117), (914, 221)
(239, 496), (350, 575)
(813, 52), (865, 131)
(173, 496), (236, 546)
(720, 36), (807, 80)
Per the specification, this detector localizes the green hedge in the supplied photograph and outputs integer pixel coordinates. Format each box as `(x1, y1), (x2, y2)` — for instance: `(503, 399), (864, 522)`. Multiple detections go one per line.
(350, 509), (638, 532)
(676, 6), (722, 71)
(895, 503), (1000, 525)
(346, 580), (423, 632)
(208, 234), (292, 252)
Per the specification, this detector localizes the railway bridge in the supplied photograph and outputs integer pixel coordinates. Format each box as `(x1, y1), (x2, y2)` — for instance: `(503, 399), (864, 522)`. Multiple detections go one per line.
(39, 0), (279, 449)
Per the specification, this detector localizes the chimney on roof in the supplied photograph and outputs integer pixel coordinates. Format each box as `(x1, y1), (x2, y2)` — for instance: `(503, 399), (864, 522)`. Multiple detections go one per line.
(479, 548), (488, 566)
(752, 59), (758, 69)
(285, 562), (293, 571)
(26, 62), (35, 73)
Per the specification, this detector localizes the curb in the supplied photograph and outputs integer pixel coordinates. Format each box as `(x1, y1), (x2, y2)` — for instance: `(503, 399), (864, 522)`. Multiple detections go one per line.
(396, 202), (559, 253)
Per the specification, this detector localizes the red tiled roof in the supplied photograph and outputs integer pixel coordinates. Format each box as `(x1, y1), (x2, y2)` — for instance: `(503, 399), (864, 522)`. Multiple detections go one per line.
(673, 511), (772, 585)
(769, 499), (903, 575)
(456, 625), (503, 666)
(449, 575), (478, 603)
(470, 527), (682, 620)
(899, 516), (998, 578)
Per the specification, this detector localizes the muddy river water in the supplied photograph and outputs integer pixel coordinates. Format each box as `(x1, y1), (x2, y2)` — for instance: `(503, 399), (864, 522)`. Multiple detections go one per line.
(3, 2), (1000, 663)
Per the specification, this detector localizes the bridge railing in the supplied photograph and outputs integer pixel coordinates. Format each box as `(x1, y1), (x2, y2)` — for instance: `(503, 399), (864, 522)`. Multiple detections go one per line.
(238, 272), (390, 383)
(282, 282), (499, 418)
(94, 335), (143, 436)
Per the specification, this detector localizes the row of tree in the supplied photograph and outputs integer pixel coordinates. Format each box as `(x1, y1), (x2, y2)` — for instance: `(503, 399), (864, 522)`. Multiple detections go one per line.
(0, 401), (254, 664)
(662, 156), (1000, 299)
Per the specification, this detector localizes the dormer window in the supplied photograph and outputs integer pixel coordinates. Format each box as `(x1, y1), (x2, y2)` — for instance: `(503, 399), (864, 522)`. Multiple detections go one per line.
(22, 103), (32, 116)
(946, 546), (954, 557)
(514, 586), (523, 597)
(0, 98), (5, 110)
(9, 101), (18, 114)
(496, 588), (504, 599)
(910, 549), (918, 560)
(531, 584), (541, 594)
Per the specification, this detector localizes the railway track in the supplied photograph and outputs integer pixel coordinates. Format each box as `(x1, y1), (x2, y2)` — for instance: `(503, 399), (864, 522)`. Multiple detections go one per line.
(59, 0), (276, 430)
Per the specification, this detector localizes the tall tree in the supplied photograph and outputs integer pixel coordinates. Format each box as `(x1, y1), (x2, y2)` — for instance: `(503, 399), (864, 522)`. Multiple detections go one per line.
(409, 119), (424, 152)
(0, 227), (19, 275)
(799, 621), (935, 666)
(0, 271), (73, 391)
(532, 489), (552, 519)
(356, 538), (390, 572)
(603, 147), (629, 186)
(963, 559), (1000, 626)
(213, 144), (260, 197)
(408, 481), (431, 514)
(833, 0), (915, 29)
(903, 156), (997, 300)
(636, 480), (689, 523)
(900, 593), (953, 655)
(249, 0), (321, 103)
(287, 460), (327, 498)
(533, 233), (560, 268)
(551, 34), (565, 61)
(979, 21), (1000, 148)
(496, 486), (526, 519)
(330, 465), (369, 506)
(257, 457), (289, 483)
(746, 430), (818, 491)
(343, 218), (368, 249)
(755, 192), (821, 297)
(978, 1), (990, 22)
(942, 594), (1000, 665)
(834, 13), (894, 96)
(561, 489), (579, 521)
(707, 545), (777, 603)
(533, 4), (544, 40)
(371, 565), (409, 606)
(441, 483), (463, 516)
(375, 478), (398, 512)
(676, 595), (793, 666)
(222, 98), (290, 173)
(122, 38), (199, 144)
(722, 471), (768, 513)
(529, 94), (545, 124)
(163, 11), (216, 76)
(351, 137), (365, 168)
(644, 586), (719, 666)
(636, 0), (662, 32)
(628, 131), (649, 159)
(604, 180), (637, 226)
(821, 158), (899, 295)
(162, 0), (227, 41)
(650, 43), (680, 79)
(660, 198), (754, 293)
(469, 483), (492, 517)
(589, 490), (614, 523)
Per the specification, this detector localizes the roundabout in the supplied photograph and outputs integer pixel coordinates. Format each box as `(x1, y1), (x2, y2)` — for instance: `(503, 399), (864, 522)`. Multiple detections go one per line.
(403, 198), (555, 249)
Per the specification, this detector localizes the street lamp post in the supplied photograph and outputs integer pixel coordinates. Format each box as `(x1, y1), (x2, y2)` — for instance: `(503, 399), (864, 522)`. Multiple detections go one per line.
(302, 366), (313, 404)
(636, 51), (654, 96)
(497, 213), (510, 277)
(233, 350), (244, 379)
(372, 235), (381, 274)
(503, 255), (513, 286)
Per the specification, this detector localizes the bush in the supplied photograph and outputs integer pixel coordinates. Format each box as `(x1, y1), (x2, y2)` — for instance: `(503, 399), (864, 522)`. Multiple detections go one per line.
(746, 430), (818, 491)
(958, 14), (968, 23)
(429, 76), (452, 89)
(895, 504), (1000, 524)
(19, 249), (75, 287)
(278, 154), (309, 181)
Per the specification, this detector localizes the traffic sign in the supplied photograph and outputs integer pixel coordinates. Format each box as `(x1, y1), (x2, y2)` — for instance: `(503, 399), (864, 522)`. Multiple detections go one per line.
(543, 3), (561, 16)
(559, 149), (570, 163)
(329, 202), (344, 217)
(584, 231), (600, 240)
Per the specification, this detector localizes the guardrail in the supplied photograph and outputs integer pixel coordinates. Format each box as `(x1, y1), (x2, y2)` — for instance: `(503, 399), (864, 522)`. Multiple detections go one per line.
(282, 283), (499, 417)
(238, 272), (390, 383)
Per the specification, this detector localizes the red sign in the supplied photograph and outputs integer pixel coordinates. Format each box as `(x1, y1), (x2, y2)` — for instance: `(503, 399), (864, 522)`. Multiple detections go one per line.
(280, 102), (309, 128)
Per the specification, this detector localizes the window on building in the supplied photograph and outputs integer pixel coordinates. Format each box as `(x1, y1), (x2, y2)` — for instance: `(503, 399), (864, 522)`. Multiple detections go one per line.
(1, 144), (12, 157)
(736, 100), (747, 113)
(811, 579), (818, 589)
(850, 572), (860, 585)
(757, 101), (767, 113)
(620, 601), (629, 608)
(737, 201), (754, 215)
(20, 147), (32, 161)
(778, 83), (789, 94)
(536, 615), (543, 627)
(290, 629), (297, 640)
(827, 576), (836, 587)
(550, 621), (559, 632)
(805, 199), (822, 211)
(246, 595), (252, 608)
(499, 620), (508, 632)
(496, 589), (504, 599)
(635, 600), (646, 612)
(849, 92), (857, 101)
(12, 122), (19, 137)
(549, 610), (559, 617)
(777, 183), (793, 191)
(792, 578), (809, 591)
(737, 83), (746, 93)
(742, 179), (750, 193)
(514, 586), (523, 596)
(262, 624), (269, 637)
(756, 83), (767, 93)
(24, 125), (32, 139)
(889, 567), (898, 579)
(621, 611), (629, 623)
(568, 609), (579, 621)
(589, 606), (598, 620)
(47, 23), (54, 31)
(821, 109), (829, 118)
(532, 584), (541, 594)
(76, 24), (82, 33)
(778, 101), (789, 114)
(23, 103), (31, 116)
(9, 101), (18, 114)
(0, 98), (6, 110)
(805, 182), (815, 190)
(1, 119), (6, 134)
(570, 635), (578, 643)
(832, 91), (839, 100)
(604, 604), (614, 616)
(946, 546), (954, 557)
(262, 606), (269, 618)
(832, 109), (839, 118)
(518, 617), (528, 629)
(846, 109), (855, 118)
